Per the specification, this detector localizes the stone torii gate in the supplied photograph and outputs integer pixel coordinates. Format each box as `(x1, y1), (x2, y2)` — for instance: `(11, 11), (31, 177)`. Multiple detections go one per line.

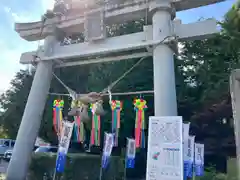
(7, 0), (224, 179)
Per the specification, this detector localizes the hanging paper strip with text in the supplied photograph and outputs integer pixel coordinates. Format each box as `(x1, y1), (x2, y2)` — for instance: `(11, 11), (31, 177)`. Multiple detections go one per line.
(102, 133), (114, 169)
(184, 136), (195, 178)
(55, 121), (74, 173)
(126, 138), (136, 168)
(194, 143), (204, 176)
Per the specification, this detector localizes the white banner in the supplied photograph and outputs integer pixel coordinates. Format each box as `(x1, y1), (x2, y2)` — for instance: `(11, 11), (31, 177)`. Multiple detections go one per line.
(103, 133), (114, 156)
(194, 143), (204, 165)
(146, 116), (183, 180)
(182, 122), (190, 165)
(58, 121), (74, 154)
(184, 136), (195, 162)
(182, 123), (190, 142)
(194, 143), (204, 176)
(127, 138), (136, 159)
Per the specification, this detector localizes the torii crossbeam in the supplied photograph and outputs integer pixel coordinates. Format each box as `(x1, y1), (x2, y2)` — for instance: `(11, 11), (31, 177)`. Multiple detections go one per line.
(6, 0), (225, 179)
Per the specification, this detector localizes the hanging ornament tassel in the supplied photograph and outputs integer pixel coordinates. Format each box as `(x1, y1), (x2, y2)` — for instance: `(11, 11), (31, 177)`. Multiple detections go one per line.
(53, 104), (57, 133)
(73, 116), (85, 143)
(110, 100), (122, 146)
(134, 98), (147, 148)
(90, 103), (101, 146)
(73, 122), (78, 142)
(53, 100), (64, 140)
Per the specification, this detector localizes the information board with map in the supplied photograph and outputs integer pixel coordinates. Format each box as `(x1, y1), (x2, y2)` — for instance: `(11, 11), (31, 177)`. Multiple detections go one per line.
(146, 116), (183, 180)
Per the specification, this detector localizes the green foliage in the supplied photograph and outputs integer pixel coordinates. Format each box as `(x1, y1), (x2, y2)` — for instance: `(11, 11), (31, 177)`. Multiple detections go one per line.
(0, 126), (8, 139)
(27, 155), (237, 180)
(195, 167), (237, 180)
(28, 151), (147, 179)
(28, 153), (123, 180)
(0, 70), (33, 139)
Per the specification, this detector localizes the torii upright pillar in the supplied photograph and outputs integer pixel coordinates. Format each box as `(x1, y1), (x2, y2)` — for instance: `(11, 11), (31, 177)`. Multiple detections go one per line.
(230, 70), (240, 179)
(6, 35), (55, 180)
(150, 1), (178, 116)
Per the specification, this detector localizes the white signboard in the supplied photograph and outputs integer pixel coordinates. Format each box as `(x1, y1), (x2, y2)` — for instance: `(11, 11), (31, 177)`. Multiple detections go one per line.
(184, 136), (195, 162)
(59, 121), (74, 154)
(146, 116), (183, 180)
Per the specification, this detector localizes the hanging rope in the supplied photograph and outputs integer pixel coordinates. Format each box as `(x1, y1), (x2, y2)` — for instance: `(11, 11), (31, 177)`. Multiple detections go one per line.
(52, 72), (77, 99)
(52, 56), (148, 98)
(50, 0), (152, 98)
(49, 90), (154, 97)
(100, 56), (147, 94)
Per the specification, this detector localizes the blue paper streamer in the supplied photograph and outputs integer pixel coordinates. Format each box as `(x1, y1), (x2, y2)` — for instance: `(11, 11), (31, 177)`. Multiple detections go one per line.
(184, 161), (193, 179)
(56, 152), (66, 173)
(101, 155), (110, 169)
(126, 157), (135, 168)
(184, 161), (188, 180)
(112, 131), (116, 146)
(187, 162), (193, 178)
(195, 164), (204, 176)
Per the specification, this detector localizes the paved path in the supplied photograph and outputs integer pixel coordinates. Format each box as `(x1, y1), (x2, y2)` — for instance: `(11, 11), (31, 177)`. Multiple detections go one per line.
(0, 160), (8, 174)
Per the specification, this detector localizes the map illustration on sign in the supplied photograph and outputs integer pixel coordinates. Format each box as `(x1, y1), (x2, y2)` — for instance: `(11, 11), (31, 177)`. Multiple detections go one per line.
(146, 116), (183, 180)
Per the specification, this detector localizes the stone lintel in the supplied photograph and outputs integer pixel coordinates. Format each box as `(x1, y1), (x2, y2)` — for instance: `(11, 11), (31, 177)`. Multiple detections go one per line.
(15, 0), (224, 41)
(19, 18), (218, 65)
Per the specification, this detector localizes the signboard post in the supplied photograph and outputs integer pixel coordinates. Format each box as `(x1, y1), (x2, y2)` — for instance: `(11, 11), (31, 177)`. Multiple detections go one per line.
(146, 116), (183, 180)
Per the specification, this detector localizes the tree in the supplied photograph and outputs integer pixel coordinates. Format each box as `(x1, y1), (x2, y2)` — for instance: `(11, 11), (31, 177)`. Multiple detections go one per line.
(0, 70), (33, 139)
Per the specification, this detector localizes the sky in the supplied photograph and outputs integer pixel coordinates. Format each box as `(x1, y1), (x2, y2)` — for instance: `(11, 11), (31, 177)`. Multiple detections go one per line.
(0, 0), (236, 93)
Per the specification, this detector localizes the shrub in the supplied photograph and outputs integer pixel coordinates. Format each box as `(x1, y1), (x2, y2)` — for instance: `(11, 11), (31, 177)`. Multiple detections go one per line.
(28, 153), (123, 180)
(28, 149), (147, 180)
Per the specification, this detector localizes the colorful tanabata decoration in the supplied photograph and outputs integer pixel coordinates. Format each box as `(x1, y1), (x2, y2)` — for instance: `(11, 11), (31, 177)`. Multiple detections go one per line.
(73, 116), (85, 143)
(134, 98), (147, 148)
(53, 99), (64, 139)
(110, 100), (122, 146)
(70, 99), (86, 143)
(90, 103), (101, 146)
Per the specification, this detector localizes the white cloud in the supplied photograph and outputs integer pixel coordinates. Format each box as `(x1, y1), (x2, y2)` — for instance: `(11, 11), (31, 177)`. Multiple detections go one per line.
(0, 39), (37, 92)
(0, 4), (42, 93)
(0, 42), (24, 91)
(3, 7), (11, 13)
(3, 6), (40, 23)
(41, 0), (55, 11)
